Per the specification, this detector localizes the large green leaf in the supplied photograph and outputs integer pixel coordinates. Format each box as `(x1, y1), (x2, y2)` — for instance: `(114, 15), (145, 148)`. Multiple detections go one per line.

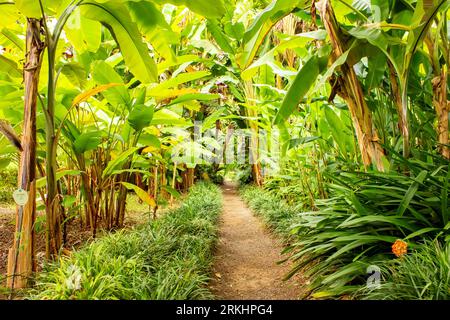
(139, 134), (161, 149)
(60, 62), (87, 89)
(324, 107), (354, 158)
(0, 27), (25, 52)
(151, 109), (191, 126)
(102, 147), (139, 178)
(274, 56), (322, 125)
(148, 71), (211, 93)
(167, 93), (220, 106)
(207, 20), (234, 54)
(14, 0), (41, 18)
(128, 1), (178, 63)
(65, 7), (102, 53)
(0, 55), (21, 78)
(73, 131), (103, 154)
(92, 61), (130, 106)
(153, 0), (225, 18)
(238, 0), (307, 69)
(0, 3), (18, 28)
(128, 104), (154, 131)
(81, 1), (158, 83)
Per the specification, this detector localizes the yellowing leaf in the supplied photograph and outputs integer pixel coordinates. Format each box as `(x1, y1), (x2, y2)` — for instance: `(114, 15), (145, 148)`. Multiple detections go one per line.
(72, 83), (123, 107)
(14, 0), (41, 18)
(142, 145), (160, 153)
(311, 291), (333, 299)
(148, 88), (198, 100)
(121, 182), (156, 207)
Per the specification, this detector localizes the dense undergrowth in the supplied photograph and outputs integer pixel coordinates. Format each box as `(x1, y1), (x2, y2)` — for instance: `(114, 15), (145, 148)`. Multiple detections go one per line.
(0, 168), (17, 204)
(361, 240), (450, 300)
(28, 183), (222, 300)
(241, 153), (450, 300)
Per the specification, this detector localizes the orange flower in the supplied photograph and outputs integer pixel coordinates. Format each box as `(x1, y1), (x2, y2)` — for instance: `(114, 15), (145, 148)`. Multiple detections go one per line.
(392, 239), (408, 257)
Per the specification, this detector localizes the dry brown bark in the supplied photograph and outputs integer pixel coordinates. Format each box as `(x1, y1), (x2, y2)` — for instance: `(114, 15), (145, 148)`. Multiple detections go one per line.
(432, 70), (449, 159)
(317, 0), (386, 171)
(425, 34), (449, 159)
(7, 18), (45, 289)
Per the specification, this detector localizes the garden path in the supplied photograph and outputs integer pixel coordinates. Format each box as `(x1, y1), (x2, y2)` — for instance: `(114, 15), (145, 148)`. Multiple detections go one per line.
(209, 182), (304, 300)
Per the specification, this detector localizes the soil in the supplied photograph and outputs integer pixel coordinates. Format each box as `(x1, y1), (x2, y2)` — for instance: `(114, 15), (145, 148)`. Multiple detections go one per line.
(0, 209), (92, 284)
(209, 183), (306, 300)
(0, 200), (147, 297)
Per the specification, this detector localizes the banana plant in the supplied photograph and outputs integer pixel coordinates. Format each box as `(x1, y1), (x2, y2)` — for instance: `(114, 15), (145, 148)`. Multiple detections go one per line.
(342, 0), (449, 158)
(0, 0), (225, 291)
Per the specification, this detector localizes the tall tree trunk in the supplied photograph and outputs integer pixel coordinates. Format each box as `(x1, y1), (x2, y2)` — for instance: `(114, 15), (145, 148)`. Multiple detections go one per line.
(45, 28), (63, 259)
(317, 0), (386, 171)
(187, 167), (195, 188)
(170, 162), (177, 205)
(243, 80), (264, 185)
(7, 18), (44, 290)
(425, 34), (449, 159)
(432, 69), (449, 159)
(388, 62), (408, 139)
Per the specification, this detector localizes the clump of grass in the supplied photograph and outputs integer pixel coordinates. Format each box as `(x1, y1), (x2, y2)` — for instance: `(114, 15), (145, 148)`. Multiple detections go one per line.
(360, 240), (450, 300)
(241, 156), (450, 299)
(30, 182), (222, 300)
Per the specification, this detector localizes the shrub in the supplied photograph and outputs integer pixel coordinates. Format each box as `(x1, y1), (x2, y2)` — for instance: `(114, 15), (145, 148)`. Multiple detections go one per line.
(360, 240), (450, 300)
(30, 182), (222, 300)
(242, 154), (450, 299)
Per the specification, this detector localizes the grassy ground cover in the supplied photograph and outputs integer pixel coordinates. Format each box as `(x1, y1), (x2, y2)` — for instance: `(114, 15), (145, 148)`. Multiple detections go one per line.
(29, 182), (222, 300)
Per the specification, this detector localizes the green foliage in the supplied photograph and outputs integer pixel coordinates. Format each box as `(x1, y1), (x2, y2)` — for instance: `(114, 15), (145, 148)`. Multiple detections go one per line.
(0, 167), (17, 204)
(274, 55), (327, 125)
(196, 165), (225, 185)
(30, 183), (222, 300)
(81, 1), (159, 84)
(285, 154), (449, 298)
(360, 240), (450, 300)
(242, 152), (450, 299)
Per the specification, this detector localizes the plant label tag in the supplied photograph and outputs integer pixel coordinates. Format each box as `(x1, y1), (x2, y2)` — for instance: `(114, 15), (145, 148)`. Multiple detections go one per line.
(13, 188), (29, 206)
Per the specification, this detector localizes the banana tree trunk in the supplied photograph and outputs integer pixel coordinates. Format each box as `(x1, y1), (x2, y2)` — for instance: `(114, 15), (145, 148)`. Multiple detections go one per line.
(45, 48), (63, 258)
(388, 62), (408, 139)
(425, 34), (449, 159)
(317, 0), (385, 171)
(7, 19), (44, 290)
(433, 69), (449, 159)
(243, 81), (264, 185)
(187, 167), (195, 188)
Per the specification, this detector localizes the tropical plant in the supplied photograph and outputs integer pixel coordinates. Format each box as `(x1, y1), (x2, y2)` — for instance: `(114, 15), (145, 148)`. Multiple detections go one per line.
(30, 182), (222, 300)
(360, 240), (450, 300)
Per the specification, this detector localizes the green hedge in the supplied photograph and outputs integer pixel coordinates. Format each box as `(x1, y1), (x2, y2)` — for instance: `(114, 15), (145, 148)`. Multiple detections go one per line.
(30, 182), (222, 300)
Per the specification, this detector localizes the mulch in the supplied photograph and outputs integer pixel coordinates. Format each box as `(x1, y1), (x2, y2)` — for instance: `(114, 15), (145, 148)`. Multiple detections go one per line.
(0, 209), (93, 283)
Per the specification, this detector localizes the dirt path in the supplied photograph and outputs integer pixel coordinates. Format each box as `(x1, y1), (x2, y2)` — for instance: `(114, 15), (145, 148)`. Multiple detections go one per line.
(209, 183), (304, 300)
